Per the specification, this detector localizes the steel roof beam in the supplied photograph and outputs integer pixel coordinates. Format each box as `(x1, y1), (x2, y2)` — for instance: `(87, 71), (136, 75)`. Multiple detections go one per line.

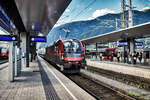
(0, 0), (26, 32)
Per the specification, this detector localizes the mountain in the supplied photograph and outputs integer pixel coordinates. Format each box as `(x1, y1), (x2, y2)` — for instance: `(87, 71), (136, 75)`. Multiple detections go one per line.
(40, 9), (150, 48)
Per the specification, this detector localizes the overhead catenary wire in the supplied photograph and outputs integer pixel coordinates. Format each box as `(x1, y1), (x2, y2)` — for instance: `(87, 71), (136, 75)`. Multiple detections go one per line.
(57, 0), (96, 25)
(70, 0), (96, 22)
(56, 0), (86, 25)
(57, 0), (97, 39)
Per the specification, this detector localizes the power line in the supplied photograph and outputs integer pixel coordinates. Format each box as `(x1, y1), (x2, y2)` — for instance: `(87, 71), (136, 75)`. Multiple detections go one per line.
(70, 0), (96, 21)
(56, 0), (86, 25)
(69, 0), (86, 15)
(61, 0), (86, 20)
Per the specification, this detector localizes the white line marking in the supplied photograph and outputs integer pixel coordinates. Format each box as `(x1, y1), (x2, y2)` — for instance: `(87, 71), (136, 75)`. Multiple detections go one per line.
(40, 57), (78, 100)
(0, 63), (8, 68)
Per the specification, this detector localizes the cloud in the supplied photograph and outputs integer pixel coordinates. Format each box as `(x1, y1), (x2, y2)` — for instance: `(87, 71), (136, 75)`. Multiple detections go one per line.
(65, 9), (70, 12)
(88, 17), (94, 20)
(54, 23), (61, 27)
(140, 7), (150, 11)
(143, 7), (150, 9)
(92, 9), (115, 18)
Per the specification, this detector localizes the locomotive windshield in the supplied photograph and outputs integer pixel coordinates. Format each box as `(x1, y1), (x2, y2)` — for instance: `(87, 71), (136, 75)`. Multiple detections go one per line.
(1, 48), (8, 54)
(63, 40), (81, 52)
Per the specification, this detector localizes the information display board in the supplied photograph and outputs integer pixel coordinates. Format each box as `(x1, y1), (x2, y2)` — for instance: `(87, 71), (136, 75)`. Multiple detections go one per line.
(117, 41), (128, 46)
(0, 35), (17, 41)
(30, 36), (46, 42)
(135, 42), (143, 46)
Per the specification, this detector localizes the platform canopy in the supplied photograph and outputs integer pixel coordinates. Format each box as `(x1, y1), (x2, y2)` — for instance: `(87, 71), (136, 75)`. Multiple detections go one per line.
(82, 22), (150, 45)
(0, 0), (71, 36)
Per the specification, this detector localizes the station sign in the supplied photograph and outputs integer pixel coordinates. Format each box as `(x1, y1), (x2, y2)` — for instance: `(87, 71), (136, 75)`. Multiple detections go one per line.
(30, 36), (46, 42)
(0, 35), (17, 41)
(32, 24), (40, 31)
(117, 41), (128, 46)
(135, 42), (143, 46)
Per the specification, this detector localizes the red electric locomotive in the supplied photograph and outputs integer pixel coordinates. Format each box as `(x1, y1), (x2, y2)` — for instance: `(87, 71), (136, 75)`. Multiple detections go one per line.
(45, 39), (86, 73)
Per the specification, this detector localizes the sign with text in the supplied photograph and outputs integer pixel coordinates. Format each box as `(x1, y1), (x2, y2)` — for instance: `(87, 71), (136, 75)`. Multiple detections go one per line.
(135, 42), (143, 46)
(117, 41), (128, 46)
(30, 36), (46, 42)
(0, 35), (17, 41)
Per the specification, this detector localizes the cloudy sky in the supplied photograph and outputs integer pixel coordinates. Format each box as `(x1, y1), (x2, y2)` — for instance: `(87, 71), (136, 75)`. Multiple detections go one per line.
(55, 0), (150, 26)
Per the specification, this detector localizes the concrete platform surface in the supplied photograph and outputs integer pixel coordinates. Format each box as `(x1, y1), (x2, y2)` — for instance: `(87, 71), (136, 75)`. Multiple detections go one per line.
(0, 62), (9, 81)
(0, 61), (46, 100)
(0, 57), (96, 100)
(38, 56), (96, 100)
(86, 59), (150, 79)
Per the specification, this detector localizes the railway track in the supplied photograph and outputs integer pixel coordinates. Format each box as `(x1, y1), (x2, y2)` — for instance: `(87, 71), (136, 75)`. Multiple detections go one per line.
(87, 66), (150, 91)
(43, 56), (136, 100)
(67, 74), (135, 100)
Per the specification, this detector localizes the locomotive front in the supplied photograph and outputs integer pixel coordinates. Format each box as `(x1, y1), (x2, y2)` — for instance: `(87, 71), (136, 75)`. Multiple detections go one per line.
(62, 39), (86, 73)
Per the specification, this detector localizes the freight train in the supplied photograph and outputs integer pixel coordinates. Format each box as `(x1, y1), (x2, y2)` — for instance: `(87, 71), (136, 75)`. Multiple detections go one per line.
(43, 39), (86, 73)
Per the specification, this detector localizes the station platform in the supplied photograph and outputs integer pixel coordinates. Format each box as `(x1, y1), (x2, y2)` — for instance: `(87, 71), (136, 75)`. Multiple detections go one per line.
(86, 59), (150, 79)
(0, 57), (95, 100)
(0, 60), (46, 100)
